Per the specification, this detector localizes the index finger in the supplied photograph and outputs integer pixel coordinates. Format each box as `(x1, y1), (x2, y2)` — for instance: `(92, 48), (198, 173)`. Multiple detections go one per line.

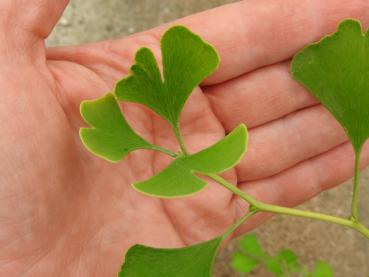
(167, 0), (369, 84)
(48, 0), (369, 85)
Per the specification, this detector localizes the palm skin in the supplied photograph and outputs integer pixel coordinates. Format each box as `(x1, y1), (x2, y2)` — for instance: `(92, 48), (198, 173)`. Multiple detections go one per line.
(2, 0), (369, 276)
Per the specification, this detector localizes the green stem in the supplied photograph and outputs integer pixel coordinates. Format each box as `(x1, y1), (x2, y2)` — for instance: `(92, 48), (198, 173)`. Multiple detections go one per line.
(222, 210), (257, 239)
(151, 145), (178, 158)
(350, 148), (362, 221)
(206, 173), (369, 239)
(173, 123), (188, 155)
(150, 142), (369, 239)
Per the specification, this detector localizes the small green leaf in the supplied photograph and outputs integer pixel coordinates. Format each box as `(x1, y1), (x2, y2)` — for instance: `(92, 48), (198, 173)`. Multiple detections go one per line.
(231, 252), (258, 274)
(265, 259), (283, 277)
(115, 25), (219, 127)
(276, 249), (301, 273)
(133, 124), (247, 197)
(239, 234), (266, 258)
(80, 93), (154, 162)
(235, 234), (284, 276)
(292, 19), (369, 152)
(309, 261), (333, 277)
(118, 237), (222, 277)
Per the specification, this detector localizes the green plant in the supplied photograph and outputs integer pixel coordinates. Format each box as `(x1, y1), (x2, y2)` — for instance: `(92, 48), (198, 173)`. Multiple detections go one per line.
(79, 20), (369, 276)
(232, 233), (333, 277)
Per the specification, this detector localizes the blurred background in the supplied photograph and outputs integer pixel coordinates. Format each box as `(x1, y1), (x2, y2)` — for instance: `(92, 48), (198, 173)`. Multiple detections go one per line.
(47, 1), (369, 276)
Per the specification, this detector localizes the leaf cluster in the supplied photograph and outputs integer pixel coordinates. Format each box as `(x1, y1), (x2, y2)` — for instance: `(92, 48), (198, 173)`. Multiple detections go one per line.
(232, 234), (333, 277)
(79, 25), (247, 198)
(78, 19), (369, 277)
(80, 25), (249, 276)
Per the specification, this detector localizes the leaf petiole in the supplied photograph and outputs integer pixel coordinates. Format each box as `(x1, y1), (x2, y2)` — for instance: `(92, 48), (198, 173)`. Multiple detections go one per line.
(205, 173), (369, 239)
(150, 133), (369, 239)
(350, 148), (362, 222)
(222, 210), (258, 240)
(173, 123), (189, 155)
(150, 145), (178, 158)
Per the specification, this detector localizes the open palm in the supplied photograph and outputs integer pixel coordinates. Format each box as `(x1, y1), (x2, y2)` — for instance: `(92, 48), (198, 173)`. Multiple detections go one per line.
(2, 0), (369, 276)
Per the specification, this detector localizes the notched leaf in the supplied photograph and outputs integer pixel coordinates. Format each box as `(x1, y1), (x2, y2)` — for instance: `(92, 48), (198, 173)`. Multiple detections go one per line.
(80, 93), (154, 162)
(115, 25), (220, 127)
(133, 124), (248, 197)
(118, 237), (222, 277)
(292, 19), (369, 152)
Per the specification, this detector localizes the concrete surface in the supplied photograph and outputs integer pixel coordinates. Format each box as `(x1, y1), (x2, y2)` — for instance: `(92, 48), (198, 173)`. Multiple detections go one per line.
(47, 1), (369, 276)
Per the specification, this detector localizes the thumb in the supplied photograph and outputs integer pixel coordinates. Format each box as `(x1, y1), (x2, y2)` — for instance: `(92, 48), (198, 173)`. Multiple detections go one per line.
(0, 0), (69, 58)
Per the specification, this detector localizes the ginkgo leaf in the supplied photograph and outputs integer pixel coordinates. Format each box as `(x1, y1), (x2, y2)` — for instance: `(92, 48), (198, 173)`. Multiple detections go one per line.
(239, 233), (265, 257)
(308, 261), (333, 277)
(231, 252), (258, 274)
(233, 234), (284, 276)
(115, 25), (219, 127)
(276, 249), (301, 273)
(292, 19), (369, 152)
(80, 93), (156, 162)
(133, 124), (248, 197)
(118, 237), (222, 277)
(119, 211), (256, 277)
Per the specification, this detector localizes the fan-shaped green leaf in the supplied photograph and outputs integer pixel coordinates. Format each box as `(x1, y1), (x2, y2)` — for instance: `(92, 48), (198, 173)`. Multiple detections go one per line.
(276, 249), (301, 273)
(80, 93), (155, 162)
(231, 252), (258, 274)
(239, 233), (265, 257)
(133, 124), (248, 197)
(308, 261), (333, 277)
(118, 237), (222, 277)
(292, 19), (369, 152)
(115, 25), (219, 127)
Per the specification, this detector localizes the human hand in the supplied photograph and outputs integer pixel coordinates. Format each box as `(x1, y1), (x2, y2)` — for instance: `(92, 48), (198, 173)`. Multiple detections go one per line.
(2, 0), (369, 276)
